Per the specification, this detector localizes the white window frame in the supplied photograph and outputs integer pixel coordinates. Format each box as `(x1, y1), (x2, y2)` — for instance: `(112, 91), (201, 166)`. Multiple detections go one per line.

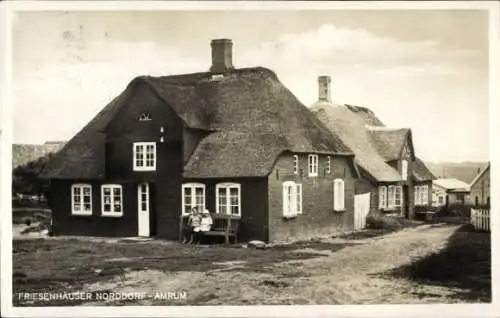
(71, 184), (92, 216)
(216, 183), (241, 216)
(308, 154), (318, 177)
(133, 142), (157, 171)
(296, 183), (303, 215)
(387, 185), (396, 208)
(326, 156), (331, 174)
(283, 181), (302, 217)
(181, 183), (206, 216)
(401, 159), (408, 180)
(292, 155), (299, 175)
(333, 178), (345, 211)
(101, 184), (123, 217)
(394, 185), (402, 207)
(379, 186), (387, 209)
(421, 185), (429, 205)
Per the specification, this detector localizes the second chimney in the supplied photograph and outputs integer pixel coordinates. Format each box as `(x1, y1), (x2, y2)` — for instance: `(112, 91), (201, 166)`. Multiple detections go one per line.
(318, 75), (332, 102)
(210, 39), (234, 74)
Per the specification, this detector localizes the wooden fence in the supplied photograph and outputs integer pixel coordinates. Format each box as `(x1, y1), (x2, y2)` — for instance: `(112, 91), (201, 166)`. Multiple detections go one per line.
(470, 208), (490, 232)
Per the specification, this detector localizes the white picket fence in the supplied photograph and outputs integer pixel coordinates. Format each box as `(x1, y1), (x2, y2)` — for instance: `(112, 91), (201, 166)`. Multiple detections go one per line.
(470, 208), (490, 232)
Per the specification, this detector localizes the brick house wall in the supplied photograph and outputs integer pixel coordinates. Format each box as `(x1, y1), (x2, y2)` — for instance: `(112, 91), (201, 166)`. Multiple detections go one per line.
(267, 152), (357, 242)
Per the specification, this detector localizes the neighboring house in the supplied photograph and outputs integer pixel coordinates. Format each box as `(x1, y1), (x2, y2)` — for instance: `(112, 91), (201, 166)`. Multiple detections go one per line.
(311, 76), (436, 220)
(41, 39), (360, 243)
(469, 162), (490, 207)
(12, 141), (65, 169)
(432, 178), (470, 207)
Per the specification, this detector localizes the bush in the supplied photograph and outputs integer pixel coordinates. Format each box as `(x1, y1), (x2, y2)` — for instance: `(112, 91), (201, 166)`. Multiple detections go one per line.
(366, 213), (403, 231)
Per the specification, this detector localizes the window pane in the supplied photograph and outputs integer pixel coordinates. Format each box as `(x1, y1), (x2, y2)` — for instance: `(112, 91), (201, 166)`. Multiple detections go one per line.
(74, 195), (81, 203)
(230, 206), (239, 215)
(73, 204), (81, 211)
(84, 203), (91, 211)
(185, 196), (192, 205)
(184, 187), (192, 197)
(73, 187), (81, 195)
(83, 187), (90, 195)
(104, 188), (111, 195)
(83, 195), (90, 203)
(104, 204), (111, 212)
(113, 188), (121, 196)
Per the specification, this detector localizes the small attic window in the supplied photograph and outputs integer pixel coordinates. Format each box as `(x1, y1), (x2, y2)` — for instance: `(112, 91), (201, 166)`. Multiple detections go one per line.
(139, 112), (152, 121)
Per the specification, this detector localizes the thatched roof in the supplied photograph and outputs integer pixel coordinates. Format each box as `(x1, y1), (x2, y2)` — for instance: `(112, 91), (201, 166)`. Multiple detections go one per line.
(413, 158), (436, 182)
(42, 67), (353, 179)
(311, 102), (434, 182)
(366, 127), (411, 162)
(13, 142), (65, 169)
(311, 102), (401, 182)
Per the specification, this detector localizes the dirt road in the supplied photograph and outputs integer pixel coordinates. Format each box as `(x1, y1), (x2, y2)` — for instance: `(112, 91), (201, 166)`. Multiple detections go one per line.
(78, 223), (462, 305)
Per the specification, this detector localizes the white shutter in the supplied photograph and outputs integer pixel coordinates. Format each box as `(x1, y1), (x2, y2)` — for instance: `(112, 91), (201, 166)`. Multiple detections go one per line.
(333, 179), (344, 211)
(401, 160), (408, 180)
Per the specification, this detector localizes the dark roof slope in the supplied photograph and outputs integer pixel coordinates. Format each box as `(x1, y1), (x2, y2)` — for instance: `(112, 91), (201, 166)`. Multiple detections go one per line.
(470, 162), (490, 187)
(42, 67), (353, 179)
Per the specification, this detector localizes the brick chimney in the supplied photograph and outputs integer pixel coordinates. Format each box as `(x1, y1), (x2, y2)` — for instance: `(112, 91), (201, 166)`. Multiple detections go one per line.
(210, 39), (234, 74)
(318, 76), (332, 102)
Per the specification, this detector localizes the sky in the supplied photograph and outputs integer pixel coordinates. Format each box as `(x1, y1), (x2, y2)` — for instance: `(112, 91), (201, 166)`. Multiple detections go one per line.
(11, 9), (490, 163)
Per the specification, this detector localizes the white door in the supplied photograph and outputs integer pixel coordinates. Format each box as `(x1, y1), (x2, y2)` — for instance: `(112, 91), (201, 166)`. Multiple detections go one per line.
(137, 183), (150, 237)
(354, 192), (371, 231)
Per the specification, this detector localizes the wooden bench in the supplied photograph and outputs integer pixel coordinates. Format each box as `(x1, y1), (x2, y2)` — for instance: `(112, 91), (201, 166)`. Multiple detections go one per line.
(179, 213), (241, 244)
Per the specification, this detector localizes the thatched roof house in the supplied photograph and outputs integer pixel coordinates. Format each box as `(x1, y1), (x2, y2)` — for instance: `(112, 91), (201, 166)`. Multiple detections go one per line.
(310, 76), (436, 218)
(41, 39), (359, 243)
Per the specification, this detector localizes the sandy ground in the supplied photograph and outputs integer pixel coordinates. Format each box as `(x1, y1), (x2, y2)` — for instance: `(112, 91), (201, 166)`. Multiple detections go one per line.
(75, 224), (462, 305)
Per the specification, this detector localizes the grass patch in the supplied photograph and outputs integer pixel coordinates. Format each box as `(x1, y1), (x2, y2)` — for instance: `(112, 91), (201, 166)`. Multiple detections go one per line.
(383, 224), (491, 302)
(13, 237), (340, 306)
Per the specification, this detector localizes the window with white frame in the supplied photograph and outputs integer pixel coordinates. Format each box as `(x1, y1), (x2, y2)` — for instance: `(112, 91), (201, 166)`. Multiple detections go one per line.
(326, 156), (332, 174)
(182, 183), (205, 215)
(387, 185), (395, 207)
(394, 186), (402, 207)
(283, 181), (302, 217)
(71, 184), (92, 215)
(138, 183), (149, 213)
(101, 185), (123, 217)
(216, 183), (241, 216)
(379, 186), (387, 209)
(421, 185), (428, 205)
(308, 154), (318, 177)
(401, 159), (408, 180)
(333, 178), (345, 211)
(292, 155), (299, 175)
(133, 142), (156, 171)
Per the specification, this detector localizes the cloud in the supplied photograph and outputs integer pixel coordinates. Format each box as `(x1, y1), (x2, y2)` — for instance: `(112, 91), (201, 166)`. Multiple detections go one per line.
(239, 24), (478, 74)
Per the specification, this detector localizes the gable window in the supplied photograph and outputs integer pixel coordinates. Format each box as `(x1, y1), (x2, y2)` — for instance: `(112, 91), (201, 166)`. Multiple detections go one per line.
(216, 183), (241, 216)
(292, 155), (299, 175)
(133, 142), (156, 171)
(326, 156), (332, 174)
(308, 154), (318, 177)
(401, 160), (408, 180)
(333, 178), (345, 211)
(182, 183), (205, 215)
(379, 186), (387, 209)
(139, 112), (152, 121)
(71, 184), (92, 215)
(101, 184), (123, 217)
(283, 181), (302, 217)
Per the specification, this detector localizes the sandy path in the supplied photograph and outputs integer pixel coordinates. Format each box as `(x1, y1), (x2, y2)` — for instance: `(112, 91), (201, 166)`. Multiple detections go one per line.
(81, 224), (460, 305)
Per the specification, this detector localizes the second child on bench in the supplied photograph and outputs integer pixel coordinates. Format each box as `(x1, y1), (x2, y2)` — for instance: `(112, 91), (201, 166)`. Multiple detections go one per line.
(193, 209), (213, 244)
